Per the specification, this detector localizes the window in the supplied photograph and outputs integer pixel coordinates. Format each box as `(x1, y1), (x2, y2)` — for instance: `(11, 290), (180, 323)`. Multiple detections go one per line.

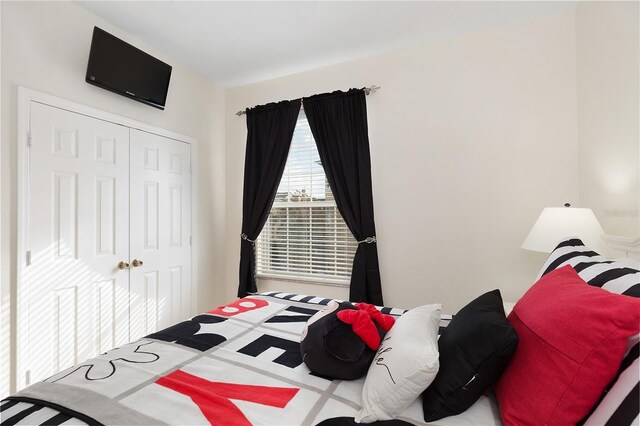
(256, 109), (357, 284)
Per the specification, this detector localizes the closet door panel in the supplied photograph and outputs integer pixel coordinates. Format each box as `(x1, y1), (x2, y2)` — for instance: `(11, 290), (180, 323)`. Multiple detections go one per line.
(129, 129), (191, 340)
(23, 102), (130, 387)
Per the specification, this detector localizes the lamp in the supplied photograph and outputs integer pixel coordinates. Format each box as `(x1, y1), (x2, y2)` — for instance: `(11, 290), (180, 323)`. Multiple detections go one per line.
(522, 204), (605, 253)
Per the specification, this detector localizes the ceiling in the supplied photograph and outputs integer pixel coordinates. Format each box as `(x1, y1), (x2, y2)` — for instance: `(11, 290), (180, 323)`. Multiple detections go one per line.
(76, 1), (578, 88)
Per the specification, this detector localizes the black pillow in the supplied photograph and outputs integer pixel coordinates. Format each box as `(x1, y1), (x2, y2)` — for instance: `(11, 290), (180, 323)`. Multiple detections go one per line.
(422, 289), (518, 421)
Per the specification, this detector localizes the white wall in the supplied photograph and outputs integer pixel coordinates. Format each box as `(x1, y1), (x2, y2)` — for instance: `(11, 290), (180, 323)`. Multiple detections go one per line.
(576, 1), (640, 236)
(225, 10), (580, 312)
(0, 1), (226, 396)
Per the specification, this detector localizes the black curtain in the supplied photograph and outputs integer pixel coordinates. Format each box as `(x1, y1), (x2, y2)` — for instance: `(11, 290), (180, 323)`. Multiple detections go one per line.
(238, 99), (301, 297)
(303, 89), (383, 305)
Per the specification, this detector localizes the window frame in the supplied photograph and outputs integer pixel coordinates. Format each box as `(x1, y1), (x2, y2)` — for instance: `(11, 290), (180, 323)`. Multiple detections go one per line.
(255, 109), (356, 286)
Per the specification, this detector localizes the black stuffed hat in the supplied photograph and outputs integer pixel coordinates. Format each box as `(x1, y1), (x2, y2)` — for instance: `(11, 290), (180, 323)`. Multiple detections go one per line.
(300, 301), (393, 380)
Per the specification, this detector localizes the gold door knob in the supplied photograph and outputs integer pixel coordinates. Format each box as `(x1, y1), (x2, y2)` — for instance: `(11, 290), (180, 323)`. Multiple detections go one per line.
(117, 261), (130, 270)
(131, 259), (144, 268)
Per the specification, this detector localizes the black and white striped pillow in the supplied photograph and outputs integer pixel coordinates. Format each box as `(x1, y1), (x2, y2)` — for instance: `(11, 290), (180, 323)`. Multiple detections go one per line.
(540, 238), (639, 425)
(584, 335), (639, 425)
(539, 238), (639, 297)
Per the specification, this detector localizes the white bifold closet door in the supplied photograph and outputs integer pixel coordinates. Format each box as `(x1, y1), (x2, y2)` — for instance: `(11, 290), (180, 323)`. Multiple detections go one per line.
(27, 102), (131, 386)
(22, 102), (191, 388)
(129, 129), (192, 340)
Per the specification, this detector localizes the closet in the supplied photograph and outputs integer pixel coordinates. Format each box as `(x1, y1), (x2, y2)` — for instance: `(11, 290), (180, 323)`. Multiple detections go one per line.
(17, 95), (193, 390)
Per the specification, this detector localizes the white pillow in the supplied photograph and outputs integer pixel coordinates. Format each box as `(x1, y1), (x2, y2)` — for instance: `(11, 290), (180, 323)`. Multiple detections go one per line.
(355, 303), (441, 423)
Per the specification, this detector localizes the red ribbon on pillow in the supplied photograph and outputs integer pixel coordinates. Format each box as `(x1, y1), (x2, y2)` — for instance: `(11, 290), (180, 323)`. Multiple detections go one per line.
(336, 303), (395, 350)
(354, 303), (396, 331)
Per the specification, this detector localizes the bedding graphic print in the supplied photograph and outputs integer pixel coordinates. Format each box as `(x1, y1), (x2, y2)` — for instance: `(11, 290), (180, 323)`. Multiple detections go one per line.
(48, 342), (160, 382)
(5, 294), (454, 425)
(156, 370), (299, 426)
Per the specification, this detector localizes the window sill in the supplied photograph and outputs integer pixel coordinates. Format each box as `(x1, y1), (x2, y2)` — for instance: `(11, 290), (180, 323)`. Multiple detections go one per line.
(256, 273), (350, 288)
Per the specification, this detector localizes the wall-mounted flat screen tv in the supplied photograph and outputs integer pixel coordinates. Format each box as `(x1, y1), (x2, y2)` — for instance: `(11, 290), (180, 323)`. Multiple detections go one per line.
(86, 27), (172, 110)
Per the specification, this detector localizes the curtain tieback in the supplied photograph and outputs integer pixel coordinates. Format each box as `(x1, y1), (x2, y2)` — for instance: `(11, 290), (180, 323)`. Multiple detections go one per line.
(358, 236), (377, 244)
(241, 233), (257, 243)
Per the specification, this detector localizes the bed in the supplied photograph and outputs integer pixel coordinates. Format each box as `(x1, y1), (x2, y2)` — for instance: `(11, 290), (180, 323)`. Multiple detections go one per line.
(4, 235), (639, 426)
(1, 292), (502, 426)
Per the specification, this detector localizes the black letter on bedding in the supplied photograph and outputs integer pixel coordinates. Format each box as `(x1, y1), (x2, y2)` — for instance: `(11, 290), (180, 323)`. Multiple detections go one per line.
(147, 315), (228, 352)
(238, 335), (303, 368)
(265, 306), (317, 323)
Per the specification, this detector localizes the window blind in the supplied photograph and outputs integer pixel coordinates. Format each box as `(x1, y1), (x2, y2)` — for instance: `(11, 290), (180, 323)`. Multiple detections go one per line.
(256, 109), (357, 284)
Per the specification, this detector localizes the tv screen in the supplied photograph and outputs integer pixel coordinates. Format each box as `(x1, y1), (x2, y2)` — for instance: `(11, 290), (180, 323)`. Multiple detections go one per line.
(86, 27), (172, 110)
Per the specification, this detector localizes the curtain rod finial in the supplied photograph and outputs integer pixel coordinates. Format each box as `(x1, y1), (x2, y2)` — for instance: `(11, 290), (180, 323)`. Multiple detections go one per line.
(364, 85), (380, 95)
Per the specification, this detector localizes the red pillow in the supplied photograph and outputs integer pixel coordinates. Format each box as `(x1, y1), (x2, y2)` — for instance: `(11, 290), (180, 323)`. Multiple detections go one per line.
(495, 265), (640, 425)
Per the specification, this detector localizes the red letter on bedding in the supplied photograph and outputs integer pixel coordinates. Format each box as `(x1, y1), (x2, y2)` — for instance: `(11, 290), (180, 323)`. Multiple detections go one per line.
(207, 298), (269, 317)
(156, 370), (299, 425)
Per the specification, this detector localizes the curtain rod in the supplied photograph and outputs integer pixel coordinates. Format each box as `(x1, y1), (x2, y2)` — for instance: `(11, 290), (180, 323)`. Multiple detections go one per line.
(235, 85), (380, 116)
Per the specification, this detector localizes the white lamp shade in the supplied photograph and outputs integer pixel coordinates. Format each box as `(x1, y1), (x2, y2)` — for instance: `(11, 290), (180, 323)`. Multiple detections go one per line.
(522, 207), (605, 253)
